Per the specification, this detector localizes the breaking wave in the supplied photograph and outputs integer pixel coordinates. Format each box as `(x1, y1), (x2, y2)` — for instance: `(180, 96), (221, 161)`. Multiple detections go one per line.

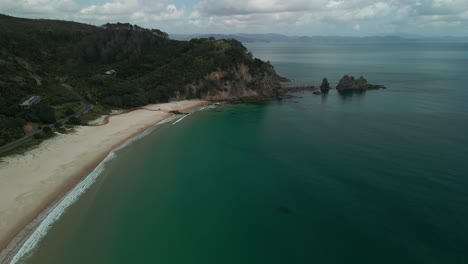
(10, 115), (181, 264)
(172, 113), (191, 125)
(10, 152), (115, 264)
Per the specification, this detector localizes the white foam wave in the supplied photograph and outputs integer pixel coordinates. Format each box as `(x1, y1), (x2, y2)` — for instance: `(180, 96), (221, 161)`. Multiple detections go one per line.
(172, 113), (191, 125)
(113, 115), (178, 152)
(9, 116), (179, 264)
(9, 109), (213, 263)
(199, 105), (216, 111)
(158, 115), (179, 125)
(10, 152), (116, 264)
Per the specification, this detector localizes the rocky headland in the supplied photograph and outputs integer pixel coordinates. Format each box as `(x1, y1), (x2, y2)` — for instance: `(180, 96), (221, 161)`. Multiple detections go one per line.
(192, 63), (285, 103)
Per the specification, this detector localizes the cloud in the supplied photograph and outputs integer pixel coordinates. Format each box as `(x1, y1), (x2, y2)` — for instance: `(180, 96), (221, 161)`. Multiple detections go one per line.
(0, 0), (185, 26)
(190, 0), (393, 32)
(78, 1), (185, 23)
(386, 0), (468, 34)
(194, 0), (327, 16)
(0, 0), (80, 16)
(188, 0), (468, 35)
(1, 0), (468, 35)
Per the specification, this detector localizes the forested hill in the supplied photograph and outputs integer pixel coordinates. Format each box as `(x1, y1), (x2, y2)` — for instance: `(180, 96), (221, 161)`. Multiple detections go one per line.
(0, 14), (283, 146)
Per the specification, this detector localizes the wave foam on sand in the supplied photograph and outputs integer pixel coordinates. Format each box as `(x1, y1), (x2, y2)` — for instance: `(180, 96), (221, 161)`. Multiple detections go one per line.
(0, 100), (208, 264)
(10, 152), (115, 264)
(10, 114), (183, 264)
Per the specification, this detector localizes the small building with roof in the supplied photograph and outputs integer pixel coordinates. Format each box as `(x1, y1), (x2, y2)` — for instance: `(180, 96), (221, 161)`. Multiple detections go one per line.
(104, 70), (116, 76)
(18, 95), (41, 109)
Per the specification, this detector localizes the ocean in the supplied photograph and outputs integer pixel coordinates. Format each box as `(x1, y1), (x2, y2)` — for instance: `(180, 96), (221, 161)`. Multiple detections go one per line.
(17, 42), (468, 263)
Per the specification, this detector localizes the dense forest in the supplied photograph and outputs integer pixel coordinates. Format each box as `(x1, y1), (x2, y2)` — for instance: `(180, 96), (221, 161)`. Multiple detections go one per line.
(0, 14), (282, 147)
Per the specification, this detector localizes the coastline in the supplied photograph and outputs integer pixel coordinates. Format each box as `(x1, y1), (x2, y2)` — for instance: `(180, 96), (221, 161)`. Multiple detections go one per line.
(0, 100), (208, 264)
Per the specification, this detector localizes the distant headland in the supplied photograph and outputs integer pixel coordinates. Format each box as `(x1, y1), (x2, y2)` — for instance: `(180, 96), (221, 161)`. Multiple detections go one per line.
(171, 33), (468, 44)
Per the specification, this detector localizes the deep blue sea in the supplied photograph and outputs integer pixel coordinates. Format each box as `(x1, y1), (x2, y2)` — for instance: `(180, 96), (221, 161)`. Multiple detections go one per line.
(19, 42), (468, 264)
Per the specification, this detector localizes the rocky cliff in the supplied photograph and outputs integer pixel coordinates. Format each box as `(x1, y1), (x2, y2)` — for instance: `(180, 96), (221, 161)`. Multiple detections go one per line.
(187, 63), (282, 101)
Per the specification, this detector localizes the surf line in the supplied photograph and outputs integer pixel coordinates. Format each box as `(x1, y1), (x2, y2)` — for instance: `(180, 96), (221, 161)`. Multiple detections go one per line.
(172, 113), (191, 125)
(6, 115), (179, 264)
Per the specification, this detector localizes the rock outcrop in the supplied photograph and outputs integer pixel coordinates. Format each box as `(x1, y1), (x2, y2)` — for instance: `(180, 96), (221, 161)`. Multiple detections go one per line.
(336, 75), (385, 91)
(188, 63), (284, 102)
(320, 78), (330, 92)
(169, 110), (188, 115)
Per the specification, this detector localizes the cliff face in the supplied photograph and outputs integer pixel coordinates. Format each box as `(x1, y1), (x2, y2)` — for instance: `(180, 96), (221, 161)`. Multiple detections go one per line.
(186, 63), (282, 101)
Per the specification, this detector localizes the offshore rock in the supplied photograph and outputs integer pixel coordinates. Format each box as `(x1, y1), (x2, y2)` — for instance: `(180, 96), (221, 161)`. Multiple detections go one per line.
(336, 75), (385, 91)
(169, 110), (187, 115)
(320, 78), (331, 92)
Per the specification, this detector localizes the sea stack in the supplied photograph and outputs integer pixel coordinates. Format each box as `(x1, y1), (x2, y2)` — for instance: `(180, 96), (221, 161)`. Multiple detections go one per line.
(320, 78), (331, 93)
(336, 75), (385, 91)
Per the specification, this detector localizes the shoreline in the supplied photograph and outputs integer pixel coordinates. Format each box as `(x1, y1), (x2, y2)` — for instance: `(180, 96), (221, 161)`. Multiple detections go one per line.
(0, 100), (208, 264)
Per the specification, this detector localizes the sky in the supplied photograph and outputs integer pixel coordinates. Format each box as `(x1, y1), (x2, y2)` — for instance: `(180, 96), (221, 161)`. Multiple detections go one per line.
(1, 0), (467, 36)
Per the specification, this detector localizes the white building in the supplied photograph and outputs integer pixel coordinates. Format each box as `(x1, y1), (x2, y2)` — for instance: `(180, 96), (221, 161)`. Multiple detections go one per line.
(18, 95), (41, 109)
(104, 70), (116, 76)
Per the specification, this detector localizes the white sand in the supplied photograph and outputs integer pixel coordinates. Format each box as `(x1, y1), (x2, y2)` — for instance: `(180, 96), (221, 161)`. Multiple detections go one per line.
(0, 100), (207, 255)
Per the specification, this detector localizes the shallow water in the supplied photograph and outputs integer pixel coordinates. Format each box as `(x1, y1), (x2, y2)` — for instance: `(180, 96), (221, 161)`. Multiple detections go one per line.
(21, 42), (468, 264)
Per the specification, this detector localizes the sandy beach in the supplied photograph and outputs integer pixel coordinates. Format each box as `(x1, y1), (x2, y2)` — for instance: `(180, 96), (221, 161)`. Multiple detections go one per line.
(0, 100), (208, 262)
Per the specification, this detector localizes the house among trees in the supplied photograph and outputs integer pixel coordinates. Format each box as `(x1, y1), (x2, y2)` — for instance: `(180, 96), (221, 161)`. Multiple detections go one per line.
(18, 95), (41, 109)
(104, 70), (116, 76)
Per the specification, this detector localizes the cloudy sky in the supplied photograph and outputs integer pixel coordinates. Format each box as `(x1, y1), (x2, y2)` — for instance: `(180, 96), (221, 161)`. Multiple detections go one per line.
(1, 0), (467, 36)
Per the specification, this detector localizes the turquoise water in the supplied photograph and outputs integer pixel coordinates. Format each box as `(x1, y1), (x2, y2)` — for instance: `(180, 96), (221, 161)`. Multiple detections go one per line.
(22, 43), (468, 263)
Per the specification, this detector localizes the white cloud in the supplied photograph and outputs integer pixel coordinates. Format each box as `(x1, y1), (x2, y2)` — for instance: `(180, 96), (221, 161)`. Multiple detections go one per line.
(79, 0), (185, 24)
(384, 0), (468, 35)
(193, 0), (322, 16)
(0, 0), (467, 35)
(0, 0), (80, 16)
(190, 0), (394, 32)
(0, 0), (185, 26)
(187, 0), (468, 35)
(353, 24), (361, 31)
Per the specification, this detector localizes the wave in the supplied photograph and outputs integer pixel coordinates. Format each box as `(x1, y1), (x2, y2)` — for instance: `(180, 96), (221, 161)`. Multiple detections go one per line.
(171, 104), (216, 126)
(172, 113), (191, 125)
(9, 114), (181, 264)
(114, 115), (179, 152)
(199, 105), (216, 111)
(10, 152), (115, 264)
